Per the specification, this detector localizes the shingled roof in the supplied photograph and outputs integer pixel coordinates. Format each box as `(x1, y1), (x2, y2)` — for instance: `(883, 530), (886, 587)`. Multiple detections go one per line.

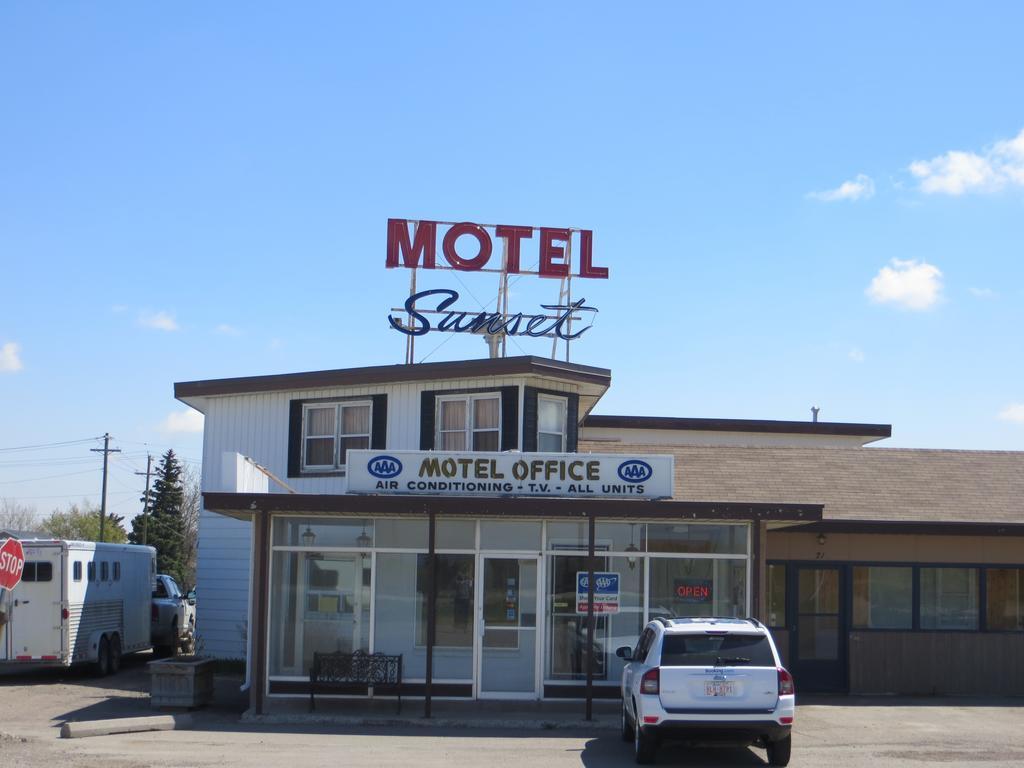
(578, 442), (1024, 525)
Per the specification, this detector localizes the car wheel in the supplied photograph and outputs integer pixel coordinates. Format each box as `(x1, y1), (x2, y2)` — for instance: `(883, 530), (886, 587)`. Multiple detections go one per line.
(109, 633), (122, 675)
(767, 734), (792, 767)
(621, 700), (635, 742)
(95, 635), (110, 677)
(633, 704), (657, 764)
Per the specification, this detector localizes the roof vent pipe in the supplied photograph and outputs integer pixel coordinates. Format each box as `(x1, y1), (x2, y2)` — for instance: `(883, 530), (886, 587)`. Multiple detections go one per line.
(811, 406), (820, 423)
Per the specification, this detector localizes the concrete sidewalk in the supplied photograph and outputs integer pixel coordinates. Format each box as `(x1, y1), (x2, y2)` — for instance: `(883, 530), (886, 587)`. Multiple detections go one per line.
(244, 697), (621, 731)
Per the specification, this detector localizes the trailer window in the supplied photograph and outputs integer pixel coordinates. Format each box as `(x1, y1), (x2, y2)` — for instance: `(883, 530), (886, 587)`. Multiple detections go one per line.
(88, 562), (96, 581)
(21, 562), (53, 582)
(114, 562), (121, 581)
(101, 562), (109, 581)
(73, 561), (82, 581)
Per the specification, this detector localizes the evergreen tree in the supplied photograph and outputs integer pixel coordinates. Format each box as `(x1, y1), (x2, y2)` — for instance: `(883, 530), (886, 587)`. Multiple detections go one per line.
(129, 449), (188, 586)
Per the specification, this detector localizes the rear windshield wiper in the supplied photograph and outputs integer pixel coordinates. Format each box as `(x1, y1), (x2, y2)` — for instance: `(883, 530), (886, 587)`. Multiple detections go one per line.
(714, 656), (752, 666)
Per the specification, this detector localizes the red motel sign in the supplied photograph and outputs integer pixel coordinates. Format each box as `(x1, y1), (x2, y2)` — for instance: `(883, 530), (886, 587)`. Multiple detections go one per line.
(386, 219), (609, 279)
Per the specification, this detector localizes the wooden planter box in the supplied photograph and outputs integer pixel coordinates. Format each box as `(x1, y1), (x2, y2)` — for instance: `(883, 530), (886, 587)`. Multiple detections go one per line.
(149, 656), (216, 709)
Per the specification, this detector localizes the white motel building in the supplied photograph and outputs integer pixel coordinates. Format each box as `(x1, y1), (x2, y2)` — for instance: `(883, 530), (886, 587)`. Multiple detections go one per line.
(176, 354), (1024, 713)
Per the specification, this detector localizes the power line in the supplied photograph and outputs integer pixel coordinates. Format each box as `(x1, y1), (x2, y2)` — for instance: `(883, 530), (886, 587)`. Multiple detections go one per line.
(0, 468), (99, 485)
(0, 437), (102, 453)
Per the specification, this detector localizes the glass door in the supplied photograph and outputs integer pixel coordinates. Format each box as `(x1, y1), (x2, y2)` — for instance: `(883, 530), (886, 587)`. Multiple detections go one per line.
(790, 565), (846, 692)
(476, 556), (539, 698)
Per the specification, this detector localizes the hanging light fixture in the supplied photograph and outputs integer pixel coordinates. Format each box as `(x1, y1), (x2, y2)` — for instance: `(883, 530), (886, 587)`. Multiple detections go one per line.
(301, 525), (316, 547)
(625, 523), (639, 571)
(356, 521), (372, 550)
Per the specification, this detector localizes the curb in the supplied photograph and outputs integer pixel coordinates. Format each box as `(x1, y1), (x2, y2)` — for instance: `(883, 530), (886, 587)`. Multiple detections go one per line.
(60, 714), (193, 739)
(241, 711), (616, 731)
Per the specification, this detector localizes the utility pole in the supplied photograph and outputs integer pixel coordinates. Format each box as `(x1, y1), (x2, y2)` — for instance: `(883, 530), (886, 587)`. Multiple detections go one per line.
(90, 433), (121, 543)
(135, 454), (153, 545)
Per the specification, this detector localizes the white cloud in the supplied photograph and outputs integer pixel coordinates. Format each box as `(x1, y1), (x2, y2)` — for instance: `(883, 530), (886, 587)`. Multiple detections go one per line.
(998, 403), (1024, 424)
(969, 287), (997, 299)
(138, 310), (179, 331)
(0, 342), (23, 372)
(160, 409), (204, 433)
(848, 347), (865, 363)
(866, 259), (943, 311)
(910, 128), (1024, 195)
(808, 173), (876, 202)
(215, 324), (242, 336)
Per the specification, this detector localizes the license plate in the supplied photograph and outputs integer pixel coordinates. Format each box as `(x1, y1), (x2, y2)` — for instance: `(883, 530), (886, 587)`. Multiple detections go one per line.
(704, 681), (736, 697)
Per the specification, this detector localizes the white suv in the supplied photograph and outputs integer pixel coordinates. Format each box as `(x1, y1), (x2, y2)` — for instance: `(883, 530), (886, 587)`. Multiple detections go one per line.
(618, 617), (795, 765)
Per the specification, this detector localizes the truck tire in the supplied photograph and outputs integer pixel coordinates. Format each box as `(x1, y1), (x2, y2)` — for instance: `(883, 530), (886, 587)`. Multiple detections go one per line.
(95, 635), (110, 677)
(109, 633), (122, 675)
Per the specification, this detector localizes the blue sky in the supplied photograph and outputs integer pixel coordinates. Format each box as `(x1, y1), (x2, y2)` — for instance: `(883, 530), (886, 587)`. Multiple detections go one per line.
(2, 2), (1023, 518)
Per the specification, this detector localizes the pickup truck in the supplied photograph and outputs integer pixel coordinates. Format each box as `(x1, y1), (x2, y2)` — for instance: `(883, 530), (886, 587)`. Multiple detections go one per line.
(151, 573), (196, 655)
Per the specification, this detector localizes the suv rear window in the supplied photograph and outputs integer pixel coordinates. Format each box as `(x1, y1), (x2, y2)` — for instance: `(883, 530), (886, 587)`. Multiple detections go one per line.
(660, 633), (775, 666)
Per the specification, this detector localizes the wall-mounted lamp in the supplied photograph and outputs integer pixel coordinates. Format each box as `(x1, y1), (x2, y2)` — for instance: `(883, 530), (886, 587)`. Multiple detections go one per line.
(356, 522), (372, 550)
(817, 533), (827, 546)
(625, 523), (639, 571)
(301, 525), (316, 547)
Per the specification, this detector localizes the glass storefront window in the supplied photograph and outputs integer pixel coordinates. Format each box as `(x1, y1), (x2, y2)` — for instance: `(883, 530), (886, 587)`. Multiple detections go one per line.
(373, 553), (474, 681)
(545, 521), (645, 554)
(920, 567), (978, 630)
(480, 520), (541, 550)
(650, 558), (747, 619)
(437, 519), (475, 549)
(374, 518), (427, 548)
(416, 554), (476, 647)
(545, 554), (644, 682)
(647, 524), (747, 554)
(273, 517), (374, 548)
(269, 552), (370, 676)
(986, 568), (1024, 631)
(767, 564), (786, 628)
(852, 566), (913, 629)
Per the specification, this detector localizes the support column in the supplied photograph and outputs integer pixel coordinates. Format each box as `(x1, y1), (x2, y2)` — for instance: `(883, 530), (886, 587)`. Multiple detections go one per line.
(250, 512), (271, 715)
(585, 512), (596, 721)
(751, 520), (768, 621)
(424, 511), (436, 718)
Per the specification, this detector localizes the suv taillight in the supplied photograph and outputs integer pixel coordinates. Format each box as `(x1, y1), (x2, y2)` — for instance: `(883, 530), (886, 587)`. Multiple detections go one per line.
(640, 668), (660, 695)
(778, 667), (795, 696)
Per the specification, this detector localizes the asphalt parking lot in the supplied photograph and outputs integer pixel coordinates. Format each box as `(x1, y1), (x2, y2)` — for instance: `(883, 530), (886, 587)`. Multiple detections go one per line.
(1, 655), (1023, 768)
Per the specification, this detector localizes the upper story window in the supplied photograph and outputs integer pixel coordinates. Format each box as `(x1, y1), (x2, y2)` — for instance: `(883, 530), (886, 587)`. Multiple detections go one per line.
(302, 401), (372, 471)
(537, 395), (567, 452)
(436, 394), (500, 451)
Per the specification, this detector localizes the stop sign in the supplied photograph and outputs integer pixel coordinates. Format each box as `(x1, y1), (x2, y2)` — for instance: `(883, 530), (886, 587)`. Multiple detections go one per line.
(0, 538), (25, 590)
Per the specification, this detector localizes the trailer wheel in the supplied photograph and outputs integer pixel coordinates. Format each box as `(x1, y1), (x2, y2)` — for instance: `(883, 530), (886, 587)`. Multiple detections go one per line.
(109, 633), (122, 675)
(95, 635), (111, 677)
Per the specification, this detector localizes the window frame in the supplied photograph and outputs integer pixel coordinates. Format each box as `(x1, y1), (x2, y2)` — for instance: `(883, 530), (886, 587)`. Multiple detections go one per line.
(768, 559), (1023, 635)
(434, 393), (502, 452)
(300, 399), (373, 473)
(536, 394), (568, 453)
(100, 561), (110, 582)
(73, 561), (82, 582)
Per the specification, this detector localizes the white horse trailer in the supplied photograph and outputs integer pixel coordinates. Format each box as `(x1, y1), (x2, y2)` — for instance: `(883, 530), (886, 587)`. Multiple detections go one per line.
(0, 539), (156, 674)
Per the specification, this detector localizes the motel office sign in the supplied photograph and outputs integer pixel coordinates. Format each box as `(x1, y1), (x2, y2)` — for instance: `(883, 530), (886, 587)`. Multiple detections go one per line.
(348, 450), (674, 499)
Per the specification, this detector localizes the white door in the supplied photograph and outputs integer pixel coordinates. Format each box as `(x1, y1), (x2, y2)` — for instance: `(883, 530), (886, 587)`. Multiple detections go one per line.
(8, 545), (64, 660)
(476, 555), (540, 698)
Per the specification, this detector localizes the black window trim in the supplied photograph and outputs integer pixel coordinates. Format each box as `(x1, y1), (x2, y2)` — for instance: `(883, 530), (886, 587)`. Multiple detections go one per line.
(420, 385), (519, 452)
(522, 386), (579, 452)
(287, 393), (387, 478)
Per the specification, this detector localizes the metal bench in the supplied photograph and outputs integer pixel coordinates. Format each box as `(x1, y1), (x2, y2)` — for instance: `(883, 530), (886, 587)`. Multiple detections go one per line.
(309, 650), (403, 713)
